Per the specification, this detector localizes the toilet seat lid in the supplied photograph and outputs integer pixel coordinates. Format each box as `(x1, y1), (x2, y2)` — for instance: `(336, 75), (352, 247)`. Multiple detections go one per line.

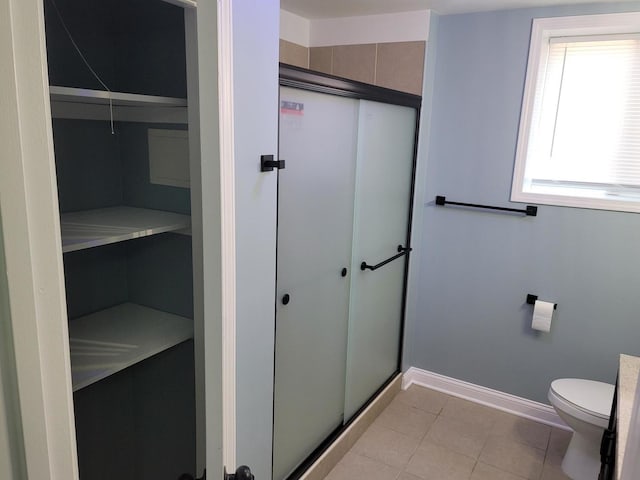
(550, 379), (614, 419)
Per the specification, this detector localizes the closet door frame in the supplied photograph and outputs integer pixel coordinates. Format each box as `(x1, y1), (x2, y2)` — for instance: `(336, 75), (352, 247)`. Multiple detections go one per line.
(1, 0), (76, 477)
(276, 64), (422, 479)
(0, 0), (239, 478)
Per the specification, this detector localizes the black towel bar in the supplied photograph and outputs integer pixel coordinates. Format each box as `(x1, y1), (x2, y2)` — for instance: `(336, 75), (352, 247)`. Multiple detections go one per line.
(435, 195), (537, 216)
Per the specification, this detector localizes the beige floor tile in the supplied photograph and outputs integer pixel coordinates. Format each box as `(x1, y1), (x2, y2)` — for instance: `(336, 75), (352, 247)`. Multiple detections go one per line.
(324, 452), (401, 480)
(405, 441), (475, 480)
(397, 472), (424, 480)
(351, 424), (420, 468)
(545, 428), (572, 466)
(321, 387), (573, 480)
(544, 452), (563, 468)
(440, 397), (499, 429)
(374, 397), (437, 439)
(394, 386), (449, 415)
(539, 463), (571, 480)
(479, 436), (545, 480)
(423, 415), (490, 459)
(491, 413), (551, 451)
(471, 462), (528, 480)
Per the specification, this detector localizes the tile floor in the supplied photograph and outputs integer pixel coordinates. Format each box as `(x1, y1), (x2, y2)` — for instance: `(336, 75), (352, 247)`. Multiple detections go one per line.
(324, 385), (573, 480)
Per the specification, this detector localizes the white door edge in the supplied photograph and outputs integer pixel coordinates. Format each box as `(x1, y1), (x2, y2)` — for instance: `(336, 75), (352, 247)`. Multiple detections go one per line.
(217, 0), (238, 472)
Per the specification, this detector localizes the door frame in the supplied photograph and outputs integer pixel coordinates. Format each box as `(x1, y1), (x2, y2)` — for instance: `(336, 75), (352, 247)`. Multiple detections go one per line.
(0, 0), (78, 477)
(0, 0), (238, 478)
(274, 64), (422, 480)
(212, 0), (238, 474)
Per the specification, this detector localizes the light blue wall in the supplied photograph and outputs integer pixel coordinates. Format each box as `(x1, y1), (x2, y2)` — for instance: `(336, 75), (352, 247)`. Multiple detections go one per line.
(232, 1), (279, 478)
(406, 2), (640, 404)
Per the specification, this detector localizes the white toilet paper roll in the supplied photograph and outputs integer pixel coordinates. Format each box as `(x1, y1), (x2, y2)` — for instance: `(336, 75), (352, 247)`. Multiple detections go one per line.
(532, 300), (554, 332)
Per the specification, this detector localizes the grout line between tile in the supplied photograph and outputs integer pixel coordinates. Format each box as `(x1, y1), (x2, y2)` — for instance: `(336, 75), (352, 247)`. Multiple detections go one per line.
(330, 47), (334, 75)
(373, 43), (379, 86)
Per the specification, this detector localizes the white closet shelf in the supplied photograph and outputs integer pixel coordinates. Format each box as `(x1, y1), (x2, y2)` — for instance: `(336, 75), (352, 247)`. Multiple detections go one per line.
(50, 86), (187, 107)
(61, 206), (191, 253)
(69, 302), (193, 391)
(49, 86), (188, 123)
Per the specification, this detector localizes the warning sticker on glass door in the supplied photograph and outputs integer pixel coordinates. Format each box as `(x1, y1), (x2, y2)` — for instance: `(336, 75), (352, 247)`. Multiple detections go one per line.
(281, 101), (304, 115)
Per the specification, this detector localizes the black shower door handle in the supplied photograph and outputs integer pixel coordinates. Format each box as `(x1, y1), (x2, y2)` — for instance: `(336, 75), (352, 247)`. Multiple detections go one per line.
(360, 245), (412, 272)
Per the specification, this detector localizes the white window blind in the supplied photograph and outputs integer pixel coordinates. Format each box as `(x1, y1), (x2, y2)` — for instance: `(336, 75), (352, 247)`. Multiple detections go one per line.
(513, 13), (640, 213)
(528, 35), (640, 197)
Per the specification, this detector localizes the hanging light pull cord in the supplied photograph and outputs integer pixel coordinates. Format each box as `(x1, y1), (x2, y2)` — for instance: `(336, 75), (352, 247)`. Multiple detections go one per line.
(48, 0), (115, 134)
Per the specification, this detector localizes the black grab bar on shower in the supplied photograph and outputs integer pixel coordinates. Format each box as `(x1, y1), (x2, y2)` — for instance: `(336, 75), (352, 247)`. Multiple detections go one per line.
(435, 195), (538, 216)
(360, 245), (412, 272)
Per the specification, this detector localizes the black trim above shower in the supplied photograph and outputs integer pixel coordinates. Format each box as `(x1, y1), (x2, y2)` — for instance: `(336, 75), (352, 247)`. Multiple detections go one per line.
(279, 64), (422, 109)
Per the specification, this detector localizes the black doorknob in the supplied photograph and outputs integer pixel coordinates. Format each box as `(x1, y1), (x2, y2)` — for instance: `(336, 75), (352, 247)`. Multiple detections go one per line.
(224, 465), (254, 480)
(234, 466), (254, 480)
(341, 267), (348, 277)
(282, 294), (290, 305)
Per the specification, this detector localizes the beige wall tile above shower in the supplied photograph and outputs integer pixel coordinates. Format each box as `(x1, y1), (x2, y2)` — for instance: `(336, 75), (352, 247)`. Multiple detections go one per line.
(280, 39), (309, 69)
(375, 41), (425, 96)
(309, 47), (333, 75)
(332, 44), (377, 84)
(282, 40), (425, 96)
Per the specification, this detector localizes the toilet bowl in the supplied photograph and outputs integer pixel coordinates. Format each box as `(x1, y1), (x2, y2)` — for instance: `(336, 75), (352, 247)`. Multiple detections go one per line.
(548, 378), (615, 480)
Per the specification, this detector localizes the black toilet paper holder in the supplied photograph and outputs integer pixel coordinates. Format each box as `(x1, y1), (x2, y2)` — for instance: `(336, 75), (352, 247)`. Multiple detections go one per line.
(526, 294), (557, 310)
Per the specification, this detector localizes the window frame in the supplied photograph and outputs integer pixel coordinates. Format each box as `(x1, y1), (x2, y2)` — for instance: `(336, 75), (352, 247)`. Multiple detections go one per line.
(512, 11), (640, 213)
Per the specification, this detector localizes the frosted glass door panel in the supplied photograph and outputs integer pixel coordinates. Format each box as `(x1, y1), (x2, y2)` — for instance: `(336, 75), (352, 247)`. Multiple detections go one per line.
(345, 100), (417, 420)
(273, 87), (358, 480)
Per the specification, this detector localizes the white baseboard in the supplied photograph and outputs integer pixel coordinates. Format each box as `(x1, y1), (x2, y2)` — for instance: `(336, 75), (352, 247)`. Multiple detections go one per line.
(403, 367), (570, 431)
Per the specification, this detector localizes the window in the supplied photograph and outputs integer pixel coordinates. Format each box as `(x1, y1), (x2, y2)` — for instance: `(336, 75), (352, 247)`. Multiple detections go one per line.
(512, 12), (640, 213)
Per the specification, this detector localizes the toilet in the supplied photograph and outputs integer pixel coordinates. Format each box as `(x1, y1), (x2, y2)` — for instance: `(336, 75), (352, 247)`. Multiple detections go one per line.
(548, 378), (615, 480)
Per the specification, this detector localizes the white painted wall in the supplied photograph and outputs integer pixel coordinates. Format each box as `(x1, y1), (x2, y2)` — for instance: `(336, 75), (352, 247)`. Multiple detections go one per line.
(280, 8), (431, 47)
(280, 9), (310, 47)
(309, 10), (431, 46)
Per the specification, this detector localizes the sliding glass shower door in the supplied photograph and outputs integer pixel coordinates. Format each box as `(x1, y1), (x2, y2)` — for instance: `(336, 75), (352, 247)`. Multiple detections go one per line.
(273, 87), (359, 480)
(273, 70), (419, 480)
(344, 100), (417, 420)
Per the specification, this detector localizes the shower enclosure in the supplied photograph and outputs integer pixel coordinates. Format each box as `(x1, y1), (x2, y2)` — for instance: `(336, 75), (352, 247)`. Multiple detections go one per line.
(272, 66), (421, 480)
